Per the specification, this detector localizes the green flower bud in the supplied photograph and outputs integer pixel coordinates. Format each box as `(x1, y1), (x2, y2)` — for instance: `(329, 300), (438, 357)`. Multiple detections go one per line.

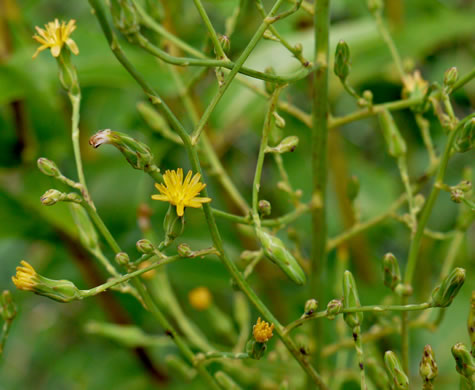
(270, 136), (299, 154)
(70, 203), (99, 251)
(326, 299), (343, 320)
(450, 188), (464, 203)
(458, 180), (472, 193)
(56, 49), (79, 95)
(362, 90), (373, 106)
(258, 200), (272, 217)
(265, 67), (277, 95)
(454, 118), (474, 153)
(115, 252), (130, 267)
(1, 290), (17, 322)
(177, 243), (193, 258)
(343, 270), (363, 328)
(218, 35), (231, 54)
(378, 109), (407, 158)
(215, 371), (242, 390)
(384, 351), (409, 390)
(136, 239), (155, 254)
(452, 343), (475, 380)
(12, 261), (82, 303)
(256, 228), (306, 285)
(419, 345), (438, 387)
(89, 129), (157, 172)
(347, 175), (360, 201)
(430, 267), (465, 308)
(37, 158), (61, 177)
(110, 0), (140, 38)
(246, 339), (267, 360)
(383, 253), (401, 290)
(469, 291), (475, 357)
(304, 299), (318, 316)
(273, 112), (286, 129)
(444, 67), (458, 89)
(334, 40), (351, 81)
(163, 205), (185, 247)
(40, 189), (63, 206)
(394, 283), (413, 297)
(294, 43), (303, 54)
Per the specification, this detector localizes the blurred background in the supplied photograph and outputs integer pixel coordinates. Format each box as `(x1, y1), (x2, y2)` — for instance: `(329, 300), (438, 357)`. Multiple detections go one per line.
(0, 0), (474, 389)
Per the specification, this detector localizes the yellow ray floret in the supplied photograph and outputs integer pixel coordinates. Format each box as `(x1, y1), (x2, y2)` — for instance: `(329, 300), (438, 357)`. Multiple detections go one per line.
(12, 260), (38, 291)
(152, 169), (211, 216)
(253, 317), (274, 343)
(32, 19), (79, 59)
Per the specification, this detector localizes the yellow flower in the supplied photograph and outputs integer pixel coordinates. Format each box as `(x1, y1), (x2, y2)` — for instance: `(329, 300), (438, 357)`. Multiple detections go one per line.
(32, 19), (79, 59)
(152, 169), (211, 216)
(12, 260), (38, 291)
(253, 317), (274, 343)
(188, 287), (212, 311)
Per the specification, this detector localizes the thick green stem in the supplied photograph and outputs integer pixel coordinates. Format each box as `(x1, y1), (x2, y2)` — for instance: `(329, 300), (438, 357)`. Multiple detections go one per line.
(311, 0), (330, 369)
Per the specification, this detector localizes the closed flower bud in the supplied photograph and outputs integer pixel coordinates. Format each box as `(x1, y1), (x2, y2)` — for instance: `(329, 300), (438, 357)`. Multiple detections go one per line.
(362, 90), (373, 105)
(451, 343), (475, 380)
(334, 40), (351, 81)
(450, 188), (464, 203)
(218, 35), (231, 54)
(430, 267), (465, 308)
(115, 252), (130, 267)
(343, 270), (363, 328)
(384, 351), (409, 390)
(12, 261), (82, 303)
(177, 243), (193, 258)
(163, 205), (185, 247)
(89, 129), (156, 172)
(444, 67), (458, 88)
(304, 299), (318, 316)
(326, 299), (343, 320)
(265, 67), (277, 95)
(273, 112), (286, 129)
(37, 158), (61, 177)
(383, 253), (401, 290)
(258, 200), (272, 216)
(246, 339), (267, 360)
(394, 283), (413, 297)
(469, 291), (475, 356)
(1, 290), (17, 322)
(347, 175), (360, 201)
(378, 109), (407, 158)
(271, 136), (299, 154)
(419, 345), (438, 387)
(136, 239), (155, 254)
(110, 0), (140, 38)
(40, 189), (64, 206)
(256, 228), (306, 285)
(458, 180), (472, 193)
(454, 118), (474, 153)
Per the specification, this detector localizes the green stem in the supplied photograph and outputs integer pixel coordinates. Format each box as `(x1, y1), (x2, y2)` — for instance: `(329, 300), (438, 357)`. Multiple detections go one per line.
(397, 156), (416, 234)
(197, 351), (249, 363)
(192, 0), (228, 60)
(0, 320), (12, 355)
(352, 325), (368, 390)
(190, 0), (287, 144)
(452, 67), (475, 92)
(311, 0), (330, 370)
(88, 2), (327, 386)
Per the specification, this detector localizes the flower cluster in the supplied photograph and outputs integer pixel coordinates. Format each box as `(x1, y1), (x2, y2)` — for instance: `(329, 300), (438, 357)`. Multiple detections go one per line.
(32, 19), (79, 59)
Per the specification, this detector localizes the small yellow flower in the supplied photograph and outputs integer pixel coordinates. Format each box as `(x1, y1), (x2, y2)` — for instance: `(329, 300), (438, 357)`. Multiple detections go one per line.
(12, 260), (38, 291)
(253, 317), (274, 343)
(188, 287), (212, 311)
(32, 19), (79, 59)
(152, 169), (211, 217)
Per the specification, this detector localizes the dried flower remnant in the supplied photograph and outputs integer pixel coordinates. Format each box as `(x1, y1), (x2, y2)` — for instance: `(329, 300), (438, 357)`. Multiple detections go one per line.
(152, 169), (211, 216)
(32, 19), (79, 59)
(253, 317), (274, 343)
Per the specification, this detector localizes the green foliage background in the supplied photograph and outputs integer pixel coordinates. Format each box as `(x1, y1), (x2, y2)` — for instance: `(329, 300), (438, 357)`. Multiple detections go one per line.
(0, 0), (474, 389)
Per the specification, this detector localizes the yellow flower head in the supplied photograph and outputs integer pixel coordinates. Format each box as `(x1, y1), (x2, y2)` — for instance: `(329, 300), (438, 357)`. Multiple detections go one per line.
(152, 169), (211, 216)
(253, 317), (274, 343)
(32, 19), (79, 59)
(188, 287), (212, 311)
(12, 260), (38, 291)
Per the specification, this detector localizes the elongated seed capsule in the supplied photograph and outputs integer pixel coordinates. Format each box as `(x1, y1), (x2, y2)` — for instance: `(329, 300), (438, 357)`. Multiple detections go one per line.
(430, 268), (466, 307)
(343, 270), (363, 328)
(382, 253), (401, 290)
(384, 351), (409, 390)
(378, 109), (407, 158)
(334, 40), (351, 81)
(256, 228), (306, 285)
